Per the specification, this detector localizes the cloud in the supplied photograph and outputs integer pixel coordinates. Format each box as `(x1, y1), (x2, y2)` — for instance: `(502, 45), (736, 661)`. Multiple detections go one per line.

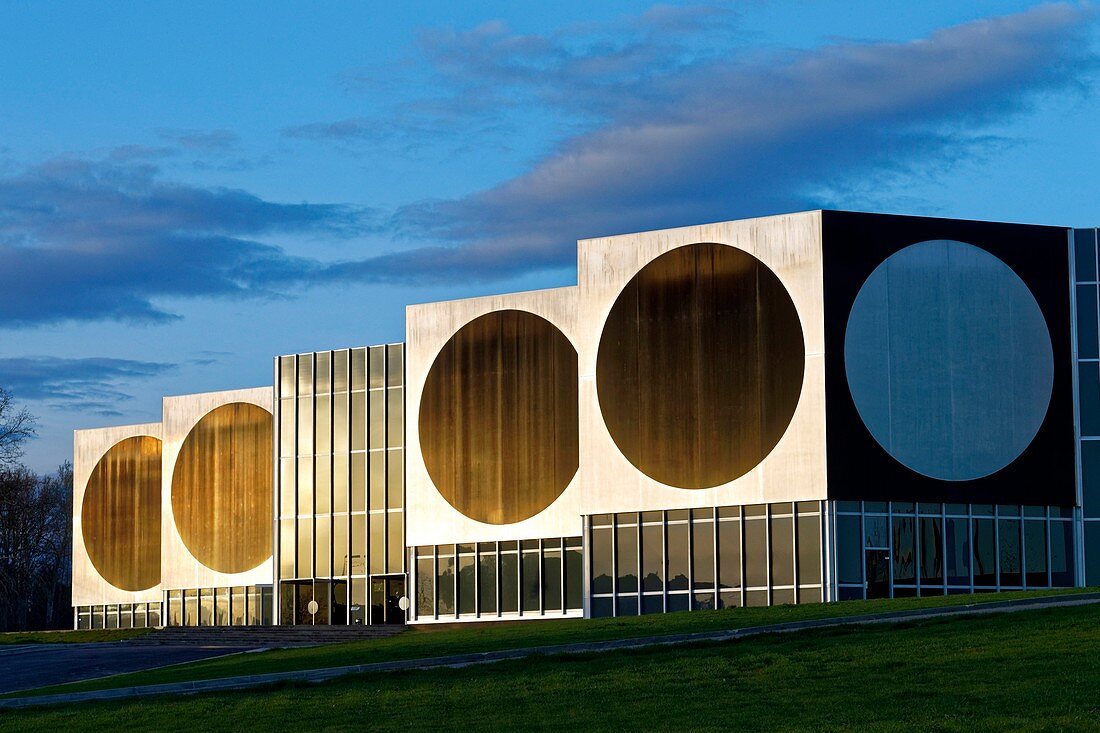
(324, 2), (1094, 283)
(0, 156), (371, 326)
(0, 356), (175, 416)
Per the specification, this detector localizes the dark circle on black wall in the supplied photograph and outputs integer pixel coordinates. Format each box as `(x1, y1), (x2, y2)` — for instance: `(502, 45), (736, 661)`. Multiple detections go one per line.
(596, 242), (805, 489)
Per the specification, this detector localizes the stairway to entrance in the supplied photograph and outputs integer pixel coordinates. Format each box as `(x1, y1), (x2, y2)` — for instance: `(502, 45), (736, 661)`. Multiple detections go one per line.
(125, 624), (405, 647)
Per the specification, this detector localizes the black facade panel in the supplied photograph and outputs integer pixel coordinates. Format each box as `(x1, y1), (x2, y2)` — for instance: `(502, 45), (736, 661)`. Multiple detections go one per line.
(821, 210), (1074, 505)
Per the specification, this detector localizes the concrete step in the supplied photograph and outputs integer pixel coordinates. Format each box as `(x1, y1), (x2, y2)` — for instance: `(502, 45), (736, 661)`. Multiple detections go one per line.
(126, 624), (405, 647)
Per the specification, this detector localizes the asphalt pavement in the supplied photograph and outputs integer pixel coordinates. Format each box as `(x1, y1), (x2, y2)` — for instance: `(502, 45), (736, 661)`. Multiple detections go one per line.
(0, 643), (255, 695)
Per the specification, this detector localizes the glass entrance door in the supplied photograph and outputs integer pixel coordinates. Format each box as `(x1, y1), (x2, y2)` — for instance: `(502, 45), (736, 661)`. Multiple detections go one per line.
(370, 575), (407, 624)
(865, 549), (891, 598)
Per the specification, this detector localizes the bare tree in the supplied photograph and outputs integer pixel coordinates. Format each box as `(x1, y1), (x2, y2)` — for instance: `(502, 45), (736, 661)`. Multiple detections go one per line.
(0, 388), (36, 469)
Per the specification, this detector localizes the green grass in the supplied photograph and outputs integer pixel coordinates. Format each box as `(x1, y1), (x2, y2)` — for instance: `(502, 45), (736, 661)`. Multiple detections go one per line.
(4, 600), (1100, 731)
(6, 587), (1092, 699)
(0, 628), (153, 645)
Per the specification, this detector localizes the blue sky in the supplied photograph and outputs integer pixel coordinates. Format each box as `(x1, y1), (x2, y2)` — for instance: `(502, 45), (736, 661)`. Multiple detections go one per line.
(0, 1), (1097, 472)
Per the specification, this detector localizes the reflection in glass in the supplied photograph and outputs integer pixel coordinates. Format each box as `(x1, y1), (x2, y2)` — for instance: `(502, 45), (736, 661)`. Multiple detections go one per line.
(333, 515), (348, 576)
(523, 550), (540, 612)
(892, 517), (915, 584)
(617, 522), (638, 593)
(973, 518), (996, 585)
(566, 540), (582, 610)
(797, 513), (820, 586)
(297, 457), (313, 516)
(315, 457), (331, 515)
(315, 395), (331, 455)
(316, 352), (331, 393)
(351, 453), (366, 512)
(641, 522), (663, 592)
(543, 550), (562, 611)
(1024, 520), (1047, 587)
(351, 514), (366, 575)
(370, 512), (385, 575)
(458, 554), (475, 615)
(770, 516), (793, 586)
(350, 348), (366, 391)
(297, 520), (313, 578)
(744, 519), (766, 587)
(334, 394), (349, 453)
(417, 556), (434, 617)
(479, 548), (497, 614)
(667, 522), (689, 591)
(369, 346), (386, 389)
(690, 518), (712, 590)
(920, 517), (943, 583)
(501, 551), (519, 613)
(387, 511), (403, 573)
(999, 519), (1022, 586)
(315, 515), (331, 577)
(1051, 521), (1074, 586)
(946, 517), (970, 585)
(280, 399), (295, 458)
(370, 452), (386, 510)
(592, 527), (612, 594)
(387, 344), (403, 387)
(719, 519), (741, 588)
(369, 391), (385, 450)
(387, 450), (403, 509)
(297, 355), (312, 395)
(333, 350), (349, 392)
(351, 392), (366, 452)
(437, 551), (455, 616)
(333, 454), (348, 513)
(297, 397), (313, 455)
(387, 388), (403, 446)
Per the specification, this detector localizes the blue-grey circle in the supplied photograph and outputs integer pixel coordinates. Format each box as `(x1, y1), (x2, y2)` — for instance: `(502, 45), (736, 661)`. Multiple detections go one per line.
(844, 240), (1053, 481)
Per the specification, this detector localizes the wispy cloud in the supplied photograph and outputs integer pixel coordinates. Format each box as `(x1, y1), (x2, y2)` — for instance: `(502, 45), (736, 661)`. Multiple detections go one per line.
(321, 2), (1094, 283)
(1, 4), (1094, 327)
(0, 156), (371, 326)
(0, 356), (175, 416)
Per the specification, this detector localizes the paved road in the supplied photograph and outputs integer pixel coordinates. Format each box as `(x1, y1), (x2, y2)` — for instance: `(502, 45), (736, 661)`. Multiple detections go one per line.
(0, 643), (255, 695)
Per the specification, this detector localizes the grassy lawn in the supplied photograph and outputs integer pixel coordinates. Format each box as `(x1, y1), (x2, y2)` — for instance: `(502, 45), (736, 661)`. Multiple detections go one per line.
(6, 587), (1092, 699)
(0, 628), (153, 645)
(4, 601), (1100, 731)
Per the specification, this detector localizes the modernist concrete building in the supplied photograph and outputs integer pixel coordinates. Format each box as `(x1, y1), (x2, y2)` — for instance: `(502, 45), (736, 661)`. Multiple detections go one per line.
(72, 210), (1100, 628)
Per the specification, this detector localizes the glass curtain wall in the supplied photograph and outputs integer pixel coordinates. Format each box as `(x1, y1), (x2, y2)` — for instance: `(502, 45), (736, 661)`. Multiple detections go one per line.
(1073, 228), (1100, 584)
(588, 502), (823, 617)
(833, 502), (1075, 600)
(160, 586), (272, 627)
(75, 602), (161, 630)
(276, 345), (406, 625)
(410, 538), (583, 622)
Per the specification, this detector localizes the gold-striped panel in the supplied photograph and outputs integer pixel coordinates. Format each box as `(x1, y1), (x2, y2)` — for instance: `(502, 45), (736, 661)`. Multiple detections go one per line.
(596, 242), (805, 488)
(171, 402), (273, 573)
(420, 310), (579, 524)
(82, 436), (162, 591)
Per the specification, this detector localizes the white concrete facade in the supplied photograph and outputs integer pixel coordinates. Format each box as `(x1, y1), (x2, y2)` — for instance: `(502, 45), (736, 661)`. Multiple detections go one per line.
(160, 386), (274, 592)
(405, 211), (827, 547)
(72, 422), (162, 608)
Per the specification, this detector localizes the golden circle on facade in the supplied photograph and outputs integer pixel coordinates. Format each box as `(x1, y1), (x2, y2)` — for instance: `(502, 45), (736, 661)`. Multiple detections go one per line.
(82, 435), (162, 592)
(171, 402), (273, 573)
(596, 242), (805, 489)
(419, 309), (579, 524)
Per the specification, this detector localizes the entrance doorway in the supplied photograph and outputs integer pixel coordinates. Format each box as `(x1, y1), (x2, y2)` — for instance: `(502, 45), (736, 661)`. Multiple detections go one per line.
(370, 576), (406, 624)
(865, 549), (891, 598)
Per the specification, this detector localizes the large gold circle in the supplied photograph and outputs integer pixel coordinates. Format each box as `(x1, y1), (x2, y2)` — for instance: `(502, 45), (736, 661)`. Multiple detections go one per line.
(597, 242), (805, 488)
(82, 436), (161, 592)
(171, 402), (272, 573)
(419, 310), (579, 524)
